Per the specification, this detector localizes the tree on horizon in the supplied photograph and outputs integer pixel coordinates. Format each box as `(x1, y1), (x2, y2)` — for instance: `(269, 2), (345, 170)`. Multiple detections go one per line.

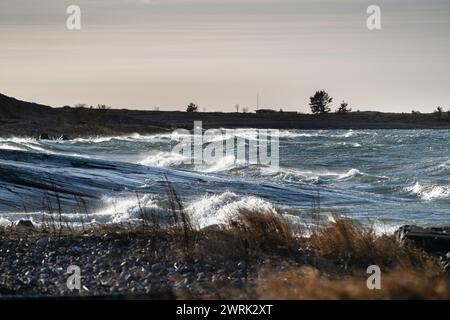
(435, 106), (443, 114)
(310, 90), (333, 114)
(186, 102), (199, 113)
(336, 101), (351, 114)
(434, 106), (444, 119)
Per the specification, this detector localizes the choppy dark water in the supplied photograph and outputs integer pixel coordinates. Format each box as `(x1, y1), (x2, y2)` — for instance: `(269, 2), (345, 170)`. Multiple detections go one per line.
(1, 129), (450, 232)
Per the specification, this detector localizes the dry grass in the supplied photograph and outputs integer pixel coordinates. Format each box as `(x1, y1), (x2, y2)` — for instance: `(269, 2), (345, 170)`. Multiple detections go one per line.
(5, 191), (449, 299)
(254, 266), (450, 300)
(226, 209), (298, 252)
(307, 216), (436, 272)
(197, 213), (448, 300)
(246, 215), (449, 300)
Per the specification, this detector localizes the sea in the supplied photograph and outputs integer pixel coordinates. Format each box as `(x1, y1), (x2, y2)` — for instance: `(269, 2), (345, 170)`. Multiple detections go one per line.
(1, 129), (450, 233)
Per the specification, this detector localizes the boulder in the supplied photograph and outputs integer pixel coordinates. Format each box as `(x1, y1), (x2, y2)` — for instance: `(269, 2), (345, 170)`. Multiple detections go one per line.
(395, 225), (450, 255)
(61, 134), (72, 141)
(441, 252), (450, 275)
(39, 132), (50, 140)
(15, 219), (34, 230)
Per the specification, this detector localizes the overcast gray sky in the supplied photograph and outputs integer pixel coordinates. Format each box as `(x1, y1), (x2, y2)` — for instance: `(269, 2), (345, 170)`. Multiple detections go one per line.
(1, 0), (450, 112)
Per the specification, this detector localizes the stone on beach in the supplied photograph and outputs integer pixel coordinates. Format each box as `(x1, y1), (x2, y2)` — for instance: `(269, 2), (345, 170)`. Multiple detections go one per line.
(39, 132), (50, 140)
(396, 225), (450, 255)
(36, 237), (49, 248)
(15, 219), (34, 230)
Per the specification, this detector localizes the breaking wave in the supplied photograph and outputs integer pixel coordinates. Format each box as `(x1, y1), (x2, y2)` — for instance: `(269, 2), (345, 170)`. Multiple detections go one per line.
(186, 192), (278, 228)
(405, 182), (450, 200)
(94, 192), (280, 230)
(138, 152), (191, 167)
(338, 168), (364, 180)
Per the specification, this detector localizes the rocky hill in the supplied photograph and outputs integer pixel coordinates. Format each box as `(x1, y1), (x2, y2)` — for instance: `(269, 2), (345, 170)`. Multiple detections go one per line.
(0, 93), (52, 118)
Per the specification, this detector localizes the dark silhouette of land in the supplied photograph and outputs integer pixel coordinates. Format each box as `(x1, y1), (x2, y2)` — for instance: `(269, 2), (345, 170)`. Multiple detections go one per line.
(2, 93), (450, 138)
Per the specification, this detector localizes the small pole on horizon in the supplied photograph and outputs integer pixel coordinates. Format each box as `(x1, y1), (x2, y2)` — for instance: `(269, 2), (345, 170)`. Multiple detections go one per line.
(256, 92), (260, 111)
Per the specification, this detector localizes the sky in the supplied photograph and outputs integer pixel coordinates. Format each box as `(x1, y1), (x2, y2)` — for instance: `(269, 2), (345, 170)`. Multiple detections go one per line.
(1, 0), (450, 112)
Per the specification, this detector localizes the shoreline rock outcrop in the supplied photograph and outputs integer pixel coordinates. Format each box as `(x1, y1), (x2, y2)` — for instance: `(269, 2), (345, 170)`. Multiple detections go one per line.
(396, 225), (450, 275)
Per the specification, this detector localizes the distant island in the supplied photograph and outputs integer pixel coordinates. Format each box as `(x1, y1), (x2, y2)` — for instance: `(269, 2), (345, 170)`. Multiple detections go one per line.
(2, 92), (450, 138)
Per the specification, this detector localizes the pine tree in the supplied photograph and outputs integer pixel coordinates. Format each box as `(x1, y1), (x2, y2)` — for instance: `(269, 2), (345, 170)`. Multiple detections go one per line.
(310, 90), (333, 114)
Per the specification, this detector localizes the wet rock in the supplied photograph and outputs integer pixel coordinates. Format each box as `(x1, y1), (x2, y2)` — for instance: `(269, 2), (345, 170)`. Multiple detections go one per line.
(313, 257), (337, 271)
(151, 263), (163, 273)
(40, 267), (51, 274)
(61, 135), (71, 141)
(441, 252), (450, 275)
(29, 277), (38, 286)
(36, 238), (48, 248)
(16, 219), (34, 230)
(124, 274), (132, 282)
(71, 246), (83, 255)
(396, 225), (450, 255)
(196, 272), (205, 281)
(39, 132), (50, 140)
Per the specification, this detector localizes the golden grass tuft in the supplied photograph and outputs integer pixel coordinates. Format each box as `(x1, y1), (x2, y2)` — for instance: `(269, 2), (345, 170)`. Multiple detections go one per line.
(254, 266), (450, 300)
(307, 216), (436, 271)
(226, 209), (298, 252)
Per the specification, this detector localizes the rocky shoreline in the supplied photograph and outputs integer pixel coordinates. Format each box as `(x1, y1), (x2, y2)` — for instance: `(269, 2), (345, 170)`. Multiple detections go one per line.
(395, 225), (450, 275)
(1, 216), (450, 299)
(0, 222), (282, 299)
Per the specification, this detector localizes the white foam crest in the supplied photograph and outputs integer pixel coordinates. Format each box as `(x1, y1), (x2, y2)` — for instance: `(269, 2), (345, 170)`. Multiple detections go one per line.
(338, 142), (362, 148)
(67, 132), (191, 144)
(277, 129), (369, 139)
(0, 137), (37, 144)
(138, 152), (191, 167)
(338, 168), (364, 180)
(139, 152), (250, 172)
(71, 136), (121, 143)
(261, 166), (370, 183)
(223, 129), (260, 141)
(17, 141), (58, 154)
(341, 130), (356, 138)
(71, 133), (146, 144)
(199, 155), (248, 173)
(405, 182), (450, 200)
(261, 166), (319, 183)
(371, 221), (402, 236)
(0, 138), (55, 153)
(87, 192), (279, 229)
(0, 211), (114, 226)
(278, 131), (320, 138)
(1, 198), (167, 226)
(186, 192), (278, 229)
(0, 217), (12, 227)
(94, 195), (169, 222)
(0, 138), (93, 157)
(0, 143), (27, 151)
